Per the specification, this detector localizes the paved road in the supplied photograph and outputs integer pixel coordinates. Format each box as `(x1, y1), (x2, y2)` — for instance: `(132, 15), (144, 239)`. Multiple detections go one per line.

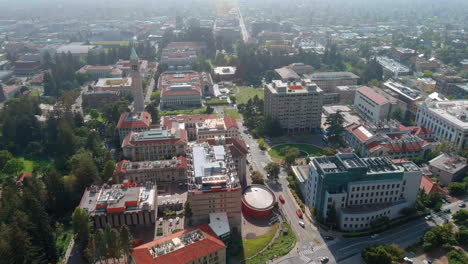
(237, 7), (250, 43)
(144, 65), (157, 104)
(233, 112), (439, 264)
(72, 82), (90, 114)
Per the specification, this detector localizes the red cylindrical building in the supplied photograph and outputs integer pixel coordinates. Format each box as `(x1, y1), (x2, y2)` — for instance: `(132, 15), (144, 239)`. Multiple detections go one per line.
(242, 185), (276, 218)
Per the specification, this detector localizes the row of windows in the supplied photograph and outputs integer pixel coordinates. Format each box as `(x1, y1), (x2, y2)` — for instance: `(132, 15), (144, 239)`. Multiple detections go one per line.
(350, 190), (398, 198)
(351, 183), (400, 192)
(349, 196), (399, 205)
(344, 210), (391, 222)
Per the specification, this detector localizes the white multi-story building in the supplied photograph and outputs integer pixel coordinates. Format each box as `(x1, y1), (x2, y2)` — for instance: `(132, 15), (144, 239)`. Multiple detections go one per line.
(416, 100), (468, 150)
(354, 86), (392, 122)
(377, 56), (410, 77)
(293, 154), (422, 231)
(264, 79), (323, 133)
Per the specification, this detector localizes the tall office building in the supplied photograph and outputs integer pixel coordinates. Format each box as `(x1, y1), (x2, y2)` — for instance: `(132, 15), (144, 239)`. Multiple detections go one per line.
(264, 79), (323, 133)
(130, 47), (145, 112)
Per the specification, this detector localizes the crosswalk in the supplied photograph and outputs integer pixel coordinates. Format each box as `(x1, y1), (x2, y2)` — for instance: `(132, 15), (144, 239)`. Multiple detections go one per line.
(296, 240), (338, 263)
(299, 255), (311, 263)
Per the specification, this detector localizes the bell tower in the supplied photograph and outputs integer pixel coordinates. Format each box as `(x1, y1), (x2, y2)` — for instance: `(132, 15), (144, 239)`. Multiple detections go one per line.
(130, 47), (145, 112)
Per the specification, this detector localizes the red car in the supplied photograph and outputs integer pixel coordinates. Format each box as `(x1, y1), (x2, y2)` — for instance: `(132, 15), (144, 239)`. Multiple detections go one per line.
(279, 195), (285, 203)
(296, 209), (303, 218)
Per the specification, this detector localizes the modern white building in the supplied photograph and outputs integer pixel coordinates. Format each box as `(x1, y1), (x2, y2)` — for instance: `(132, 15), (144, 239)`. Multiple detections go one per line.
(354, 87), (392, 122)
(416, 100), (468, 150)
(294, 154), (422, 231)
(377, 56), (410, 77)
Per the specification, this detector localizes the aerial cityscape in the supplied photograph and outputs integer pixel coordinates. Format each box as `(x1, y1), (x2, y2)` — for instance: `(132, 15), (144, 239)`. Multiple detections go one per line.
(0, 0), (467, 264)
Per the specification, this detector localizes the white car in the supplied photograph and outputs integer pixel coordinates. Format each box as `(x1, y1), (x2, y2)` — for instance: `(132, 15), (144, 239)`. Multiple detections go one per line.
(299, 221), (305, 228)
(404, 257), (414, 263)
(320, 256), (329, 263)
(425, 215), (432, 220)
(370, 234), (379, 239)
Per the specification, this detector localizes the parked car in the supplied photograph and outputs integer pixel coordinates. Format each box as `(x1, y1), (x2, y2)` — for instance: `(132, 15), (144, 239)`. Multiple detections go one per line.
(404, 257), (414, 263)
(443, 208), (451, 213)
(458, 202), (466, 208)
(370, 234), (379, 239)
(425, 215), (432, 220)
(279, 195), (285, 203)
(324, 236), (335, 241)
(320, 256), (329, 263)
(299, 221), (305, 228)
(296, 209), (303, 218)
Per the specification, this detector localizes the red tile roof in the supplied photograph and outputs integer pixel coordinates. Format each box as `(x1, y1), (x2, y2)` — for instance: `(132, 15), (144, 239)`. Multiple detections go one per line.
(3, 85), (19, 94)
(131, 224), (225, 264)
(14, 61), (41, 68)
(345, 123), (372, 143)
(223, 115), (238, 129)
(116, 112), (152, 129)
(420, 175), (438, 194)
(16, 172), (32, 183)
(358, 87), (389, 105)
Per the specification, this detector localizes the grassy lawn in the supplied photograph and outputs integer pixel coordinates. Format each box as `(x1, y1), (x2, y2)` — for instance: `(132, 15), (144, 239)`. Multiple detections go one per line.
(18, 156), (53, 173)
(29, 91), (41, 97)
(160, 107), (207, 116)
(246, 222), (296, 264)
(232, 87), (264, 105)
(224, 108), (241, 120)
(269, 143), (323, 159)
(243, 223), (279, 258)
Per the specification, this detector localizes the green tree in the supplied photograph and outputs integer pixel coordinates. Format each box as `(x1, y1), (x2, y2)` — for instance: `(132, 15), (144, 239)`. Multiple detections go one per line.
(422, 223), (457, 250)
(251, 171), (265, 185)
(120, 226), (133, 263)
(362, 244), (404, 264)
(325, 111), (345, 142)
(0, 150), (13, 171)
(0, 212), (34, 264)
(107, 226), (122, 262)
(89, 109), (100, 120)
(71, 207), (92, 248)
(145, 102), (160, 124)
(184, 202), (193, 223)
(70, 152), (100, 191)
(43, 168), (69, 217)
(422, 70), (433, 78)
(57, 121), (77, 157)
(448, 182), (466, 196)
(43, 72), (58, 96)
(102, 160), (116, 183)
(205, 105), (214, 114)
(264, 162), (280, 182)
(323, 147), (337, 156)
(282, 147), (299, 166)
(447, 250), (468, 264)
(84, 234), (97, 263)
(390, 108), (404, 122)
(2, 158), (24, 176)
(452, 209), (468, 224)
(95, 229), (106, 263)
